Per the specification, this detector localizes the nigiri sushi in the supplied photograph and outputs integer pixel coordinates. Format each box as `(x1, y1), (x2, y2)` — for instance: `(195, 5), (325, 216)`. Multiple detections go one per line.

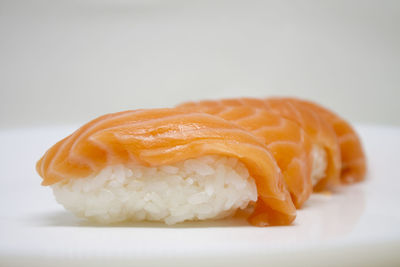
(179, 97), (367, 189)
(286, 98), (367, 183)
(36, 108), (296, 226)
(177, 103), (314, 208)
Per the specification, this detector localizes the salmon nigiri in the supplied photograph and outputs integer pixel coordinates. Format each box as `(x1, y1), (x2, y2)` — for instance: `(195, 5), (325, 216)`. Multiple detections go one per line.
(261, 98), (342, 190)
(36, 108), (296, 226)
(177, 103), (314, 208)
(287, 98), (367, 183)
(179, 98), (342, 191)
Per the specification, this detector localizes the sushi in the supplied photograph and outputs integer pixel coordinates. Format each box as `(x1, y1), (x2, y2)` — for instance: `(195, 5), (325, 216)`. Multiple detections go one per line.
(179, 97), (366, 189)
(36, 108), (296, 226)
(177, 103), (314, 208)
(287, 98), (367, 183)
(37, 97), (366, 227)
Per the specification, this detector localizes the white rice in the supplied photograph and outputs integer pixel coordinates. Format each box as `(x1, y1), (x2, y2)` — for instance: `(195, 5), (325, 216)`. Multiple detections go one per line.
(311, 145), (328, 186)
(52, 155), (258, 225)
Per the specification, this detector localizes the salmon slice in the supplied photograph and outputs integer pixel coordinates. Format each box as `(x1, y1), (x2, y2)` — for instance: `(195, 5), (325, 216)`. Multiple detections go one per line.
(261, 98), (342, 190)
(289, 98), (367, 183)
(36, 108), (296, 226)
(179, 98), (342, 191)
(177, 102), (313, 208)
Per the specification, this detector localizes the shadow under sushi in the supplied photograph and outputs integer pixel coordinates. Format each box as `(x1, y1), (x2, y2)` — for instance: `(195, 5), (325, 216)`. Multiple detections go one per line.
(30, 211), (254, 228)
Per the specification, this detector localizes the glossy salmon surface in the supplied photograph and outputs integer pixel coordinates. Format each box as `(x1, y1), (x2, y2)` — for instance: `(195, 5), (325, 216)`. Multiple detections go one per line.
(180, 98), (342, 190)
(290, 98), (366, 183)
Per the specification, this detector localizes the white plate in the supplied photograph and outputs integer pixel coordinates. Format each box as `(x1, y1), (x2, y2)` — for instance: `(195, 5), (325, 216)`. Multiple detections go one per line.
(1, 124), (399, 266)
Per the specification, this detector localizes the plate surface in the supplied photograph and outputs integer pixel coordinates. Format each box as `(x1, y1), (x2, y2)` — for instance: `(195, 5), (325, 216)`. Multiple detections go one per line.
(1, 124), (399, 266)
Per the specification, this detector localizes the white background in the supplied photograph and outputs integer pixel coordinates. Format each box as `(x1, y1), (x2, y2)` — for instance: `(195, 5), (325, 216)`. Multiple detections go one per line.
(1, 0), (399, 128)
(1, 2), (400, 265)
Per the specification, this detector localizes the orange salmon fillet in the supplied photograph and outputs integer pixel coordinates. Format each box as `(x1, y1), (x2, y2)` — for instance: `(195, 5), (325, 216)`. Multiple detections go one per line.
(36, 108), (296, 226)
(289, 98), (366, 183)
(262, 98), (342, 190)
(179, 98), (342, 191)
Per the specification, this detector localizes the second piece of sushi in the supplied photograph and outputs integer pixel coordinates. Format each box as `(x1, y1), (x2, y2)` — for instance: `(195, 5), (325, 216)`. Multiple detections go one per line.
(287, 98), (367, 184)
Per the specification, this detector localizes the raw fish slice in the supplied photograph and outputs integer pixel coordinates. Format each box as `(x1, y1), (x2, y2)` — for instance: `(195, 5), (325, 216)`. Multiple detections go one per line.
(289, 98), (366, 183)
(180, 98), (342, 190)
(36, 108), (296, 226)
(178, 102), (313, 208)
(261, 98), (342, 190)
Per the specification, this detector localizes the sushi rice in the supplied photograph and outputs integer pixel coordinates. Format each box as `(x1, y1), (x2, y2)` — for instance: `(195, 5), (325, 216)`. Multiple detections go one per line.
(52, 155), (258, 225)
(52, 150), (327, 225)
(311, 145), (327, 186)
